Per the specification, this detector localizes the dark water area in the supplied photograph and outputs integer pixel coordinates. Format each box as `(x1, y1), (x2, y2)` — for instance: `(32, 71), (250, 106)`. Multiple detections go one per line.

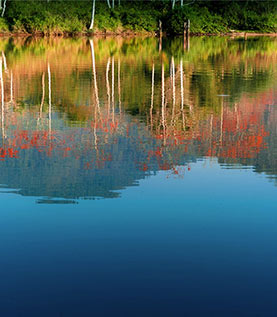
(0, 36), (276, 316)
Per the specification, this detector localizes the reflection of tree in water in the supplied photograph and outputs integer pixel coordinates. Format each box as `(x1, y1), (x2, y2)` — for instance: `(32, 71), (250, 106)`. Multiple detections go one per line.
(0, 111), (196, 201)
(148, 58), (276, 182)
(0, 37), (276, 202)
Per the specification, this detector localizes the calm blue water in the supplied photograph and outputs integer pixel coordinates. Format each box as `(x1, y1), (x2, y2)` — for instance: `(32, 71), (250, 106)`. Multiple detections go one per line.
(0, 36), (277, 316)
(1, 163), (277, 316)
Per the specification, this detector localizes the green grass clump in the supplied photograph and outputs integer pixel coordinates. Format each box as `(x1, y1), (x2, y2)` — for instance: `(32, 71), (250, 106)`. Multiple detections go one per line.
(0, 17), (9, 32)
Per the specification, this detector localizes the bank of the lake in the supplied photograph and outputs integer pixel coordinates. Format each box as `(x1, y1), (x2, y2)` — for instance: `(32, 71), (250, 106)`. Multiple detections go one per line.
(0, 1), (276, 36)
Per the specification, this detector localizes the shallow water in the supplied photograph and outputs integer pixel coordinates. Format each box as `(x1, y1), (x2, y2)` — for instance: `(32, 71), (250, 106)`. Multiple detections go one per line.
(0, 36), (277, 316)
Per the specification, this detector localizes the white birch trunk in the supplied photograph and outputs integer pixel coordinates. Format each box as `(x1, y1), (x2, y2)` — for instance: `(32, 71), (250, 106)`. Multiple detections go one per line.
(161, 62), (166, 145)
(1, 0), (7, 17)
(180, 60), (184, 111)
(111, 56), (115, 124)
(2, 51), (7, 72)
(106, 58), (111, 116)
(118, 58), (121, 116)
(39, 72), (45, 120)
(180, 60), (185, 130)
(171, 57), (175, 126)
(89, 0), (96, 30)
(0, 57), (4, 140)
(89, 39), (100, 115)
(48, 63), (52, 137)
(172, 0), (176, 9)
(150, 62), (155, 130)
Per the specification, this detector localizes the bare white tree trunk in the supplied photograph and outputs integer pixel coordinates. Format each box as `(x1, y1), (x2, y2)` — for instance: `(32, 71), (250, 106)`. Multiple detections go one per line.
(118, 58), (121, 116)
(89, 39), (100, 116)
(161, 62), (166, 145)
(106, 57), (111, 116)
(2, 51), (7, 72)
(171, 57), (175, 126)
(48, 63), (52, 137)
(106, 59), (111, 123)
(150, 62), (155, 130)
(172, 0), (176, 9)
(0, 57), (5, 140)
(111, 56), (115, 124)
(39, 72), (45, 120)
(1, 0), (7, 17)
(89, 0), (96, 30)
(171, 57), (175, 106)
(107, 0), (111, 9)
(180, 60), (184, 111)
(180, 60), (185, 130)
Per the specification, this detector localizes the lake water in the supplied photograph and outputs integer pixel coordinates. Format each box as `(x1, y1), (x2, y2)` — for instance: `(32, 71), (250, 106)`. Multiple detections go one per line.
(0, 36), (276, 316)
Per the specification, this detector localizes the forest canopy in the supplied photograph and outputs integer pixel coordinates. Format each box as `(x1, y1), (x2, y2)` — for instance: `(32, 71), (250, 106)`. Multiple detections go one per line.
(0, 0), (276, 35)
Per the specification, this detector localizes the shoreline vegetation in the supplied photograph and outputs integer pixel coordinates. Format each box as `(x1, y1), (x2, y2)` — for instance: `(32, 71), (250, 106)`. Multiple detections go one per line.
(0, 1), (276, 37)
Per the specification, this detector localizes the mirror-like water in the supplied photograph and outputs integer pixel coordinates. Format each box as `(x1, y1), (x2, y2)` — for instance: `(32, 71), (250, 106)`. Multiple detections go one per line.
(0, 36), (277, 316)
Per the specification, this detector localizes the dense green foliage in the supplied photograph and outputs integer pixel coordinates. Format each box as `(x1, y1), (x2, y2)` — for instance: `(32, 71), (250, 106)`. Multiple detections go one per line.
(0, 0), (276, 35)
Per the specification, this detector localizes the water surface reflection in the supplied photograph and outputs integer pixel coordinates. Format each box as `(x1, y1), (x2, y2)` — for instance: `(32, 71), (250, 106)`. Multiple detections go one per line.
(0, 36), (276, 202)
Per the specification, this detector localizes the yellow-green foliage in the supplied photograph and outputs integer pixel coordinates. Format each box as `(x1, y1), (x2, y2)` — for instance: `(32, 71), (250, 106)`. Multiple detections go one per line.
(2, 0), (277, 35)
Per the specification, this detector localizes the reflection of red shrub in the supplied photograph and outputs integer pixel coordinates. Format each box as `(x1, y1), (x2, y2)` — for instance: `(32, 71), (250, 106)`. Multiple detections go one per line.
(0, 147), (19, 160)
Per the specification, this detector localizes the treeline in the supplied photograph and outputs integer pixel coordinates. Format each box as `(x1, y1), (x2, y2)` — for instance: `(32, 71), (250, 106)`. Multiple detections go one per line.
(0, 0), (276, 35)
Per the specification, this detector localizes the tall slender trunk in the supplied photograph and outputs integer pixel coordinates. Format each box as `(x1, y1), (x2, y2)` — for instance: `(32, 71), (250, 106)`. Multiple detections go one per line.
(161, 62), (166, 145)
(107, 0), (111, 9)
(180, 60), (185, 130)
(2, 51), (7, 71)
(1, 0), (6, 17)
(180, 60), (184, 111)
(89, 0), (96, 30)
(172, 0), (176, 9)
(48, 63), (52, 137)
(89, 40), (101, 117)
(111, 56), (115, 125)
(0, 57), (5, 140)
(40, 72), (45, 120)
(171, 57), (175, 106)
(171, 57), (176, 126)
(106, 58), (111, 117)
(150, 62), (155, 131)
(118, 58), (121, 117)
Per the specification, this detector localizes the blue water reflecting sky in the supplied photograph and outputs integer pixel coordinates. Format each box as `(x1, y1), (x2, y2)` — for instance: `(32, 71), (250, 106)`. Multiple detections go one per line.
(1, 160), (277, 316)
